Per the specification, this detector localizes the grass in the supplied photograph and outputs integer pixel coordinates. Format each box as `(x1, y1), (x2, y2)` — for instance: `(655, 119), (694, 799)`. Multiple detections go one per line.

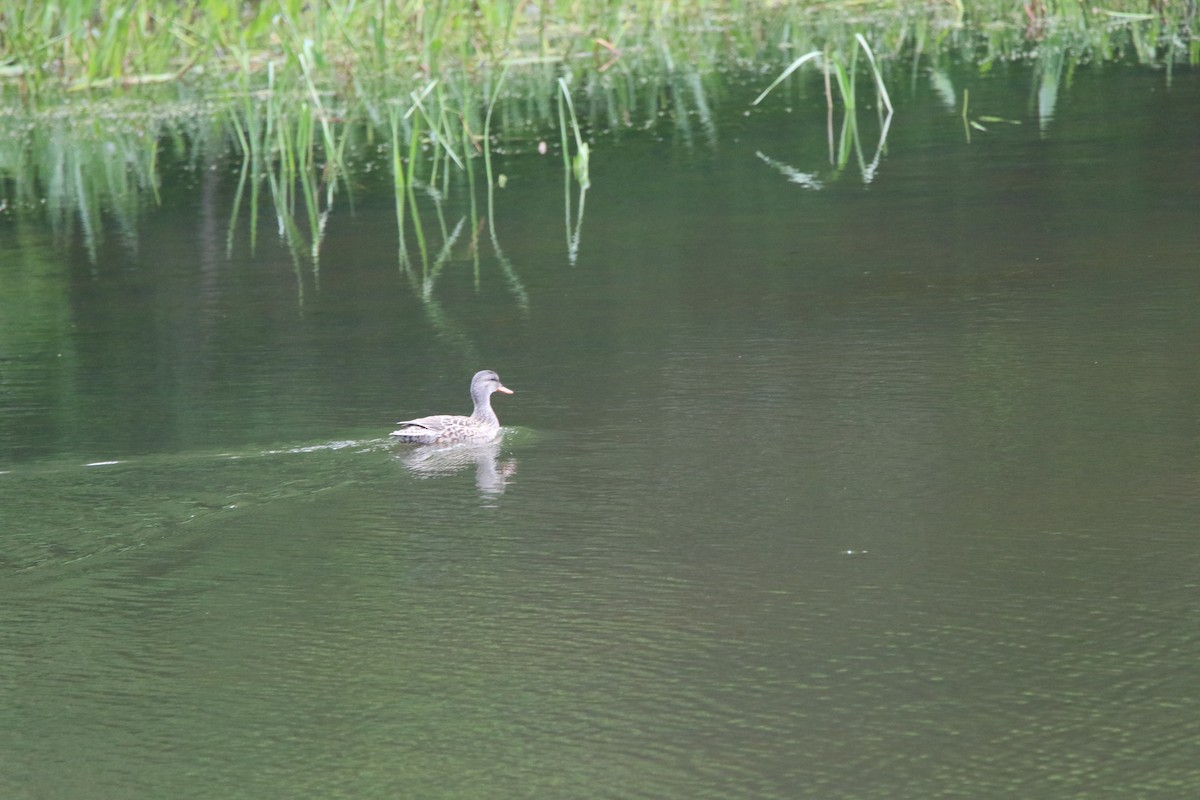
(2, 1), (1194, 100)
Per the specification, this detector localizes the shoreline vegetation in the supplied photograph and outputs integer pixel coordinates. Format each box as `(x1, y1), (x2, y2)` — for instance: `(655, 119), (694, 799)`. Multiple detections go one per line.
(1, 1), (1197, 288)
(1, 1), (1196, 97)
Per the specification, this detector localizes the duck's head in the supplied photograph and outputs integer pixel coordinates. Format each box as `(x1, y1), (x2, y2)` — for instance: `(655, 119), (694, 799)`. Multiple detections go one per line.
(473, 369), (514, 396)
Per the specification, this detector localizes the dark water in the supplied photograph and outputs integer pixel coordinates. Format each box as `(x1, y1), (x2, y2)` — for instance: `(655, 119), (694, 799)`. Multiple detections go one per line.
(2, 65), (1199, 798)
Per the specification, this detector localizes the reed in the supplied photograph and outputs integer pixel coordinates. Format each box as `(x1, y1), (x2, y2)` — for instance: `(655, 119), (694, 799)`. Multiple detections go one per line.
(556, 76), (590, 265)
(2, 1), (1194, 101)
(2, 0), (1195, 282)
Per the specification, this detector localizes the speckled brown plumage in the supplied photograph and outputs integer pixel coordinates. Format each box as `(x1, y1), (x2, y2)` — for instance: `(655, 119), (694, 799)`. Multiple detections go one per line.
(390, 370), (514, 445)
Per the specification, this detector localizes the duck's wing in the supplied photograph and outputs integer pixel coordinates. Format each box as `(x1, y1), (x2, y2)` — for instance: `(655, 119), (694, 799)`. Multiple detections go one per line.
(390, 414), (466, 443)
(392, 414), (446, 431)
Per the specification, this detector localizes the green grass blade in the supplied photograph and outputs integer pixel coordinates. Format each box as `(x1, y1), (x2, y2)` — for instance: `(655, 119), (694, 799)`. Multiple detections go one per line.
(752, 51), (822, 106)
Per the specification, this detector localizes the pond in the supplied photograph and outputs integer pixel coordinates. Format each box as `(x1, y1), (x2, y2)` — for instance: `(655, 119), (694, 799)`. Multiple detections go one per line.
(2, 62), (1199, 799)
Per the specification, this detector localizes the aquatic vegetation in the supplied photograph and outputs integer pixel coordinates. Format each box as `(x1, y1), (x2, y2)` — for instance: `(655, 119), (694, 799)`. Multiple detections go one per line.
(1, 1), (1193, 95)
(556, 76), (589, 265)
(750, 34), (895, 187)
(1, 0), (1195, 290)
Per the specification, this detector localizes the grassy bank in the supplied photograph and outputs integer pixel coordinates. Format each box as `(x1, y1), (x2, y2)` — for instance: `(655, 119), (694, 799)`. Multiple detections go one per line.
(2, 1), (1195, 99)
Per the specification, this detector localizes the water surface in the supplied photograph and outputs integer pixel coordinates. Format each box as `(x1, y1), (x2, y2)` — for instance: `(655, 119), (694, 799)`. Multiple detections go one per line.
(2, 64), (1199, 799)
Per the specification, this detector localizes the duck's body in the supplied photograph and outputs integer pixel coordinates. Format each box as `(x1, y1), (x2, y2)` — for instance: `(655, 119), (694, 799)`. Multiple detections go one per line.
(390, 370), (514, 445)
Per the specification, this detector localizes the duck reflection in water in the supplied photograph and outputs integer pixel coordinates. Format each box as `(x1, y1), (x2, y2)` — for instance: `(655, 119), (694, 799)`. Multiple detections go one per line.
(396, 439), (517, 495)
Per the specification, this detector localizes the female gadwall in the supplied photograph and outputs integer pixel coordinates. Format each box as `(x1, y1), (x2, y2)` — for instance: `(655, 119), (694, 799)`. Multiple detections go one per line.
(390, 370), (514, 445)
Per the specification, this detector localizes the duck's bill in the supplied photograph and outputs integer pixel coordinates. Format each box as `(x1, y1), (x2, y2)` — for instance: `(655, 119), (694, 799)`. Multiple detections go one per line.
(497, 385), (514, 394)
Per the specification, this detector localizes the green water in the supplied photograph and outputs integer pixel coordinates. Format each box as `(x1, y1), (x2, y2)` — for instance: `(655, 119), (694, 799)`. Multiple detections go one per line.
(2, 64), (1199, 799)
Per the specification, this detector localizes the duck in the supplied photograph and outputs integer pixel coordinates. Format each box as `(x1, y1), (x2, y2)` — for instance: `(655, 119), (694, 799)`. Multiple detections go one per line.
(390, 370), (514, 445)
